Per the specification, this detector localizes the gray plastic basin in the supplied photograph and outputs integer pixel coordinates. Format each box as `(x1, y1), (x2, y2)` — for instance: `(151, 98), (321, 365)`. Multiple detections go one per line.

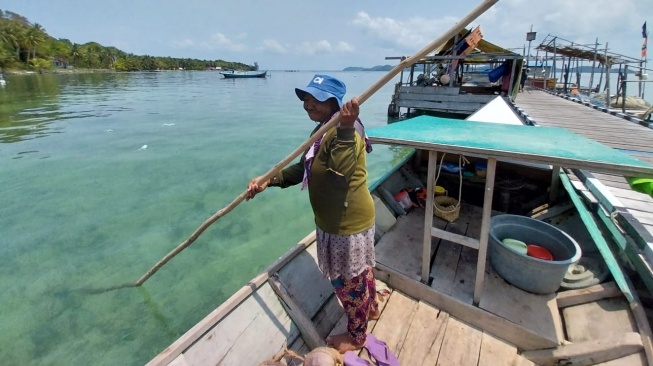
(489, 214), (582, 294)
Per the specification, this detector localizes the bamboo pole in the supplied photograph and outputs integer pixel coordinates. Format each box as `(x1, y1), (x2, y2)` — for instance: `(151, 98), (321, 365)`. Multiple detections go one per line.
(88, 0), (500, 293)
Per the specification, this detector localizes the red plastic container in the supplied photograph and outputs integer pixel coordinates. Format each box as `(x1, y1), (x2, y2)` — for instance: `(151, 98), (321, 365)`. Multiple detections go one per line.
(526, 244), (553, 261)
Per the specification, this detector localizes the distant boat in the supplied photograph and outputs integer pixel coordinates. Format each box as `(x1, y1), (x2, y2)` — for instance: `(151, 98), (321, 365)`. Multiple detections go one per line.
(220, 70), (267, 79)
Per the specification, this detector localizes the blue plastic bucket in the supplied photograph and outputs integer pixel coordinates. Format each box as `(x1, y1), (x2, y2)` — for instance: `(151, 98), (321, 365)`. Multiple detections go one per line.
(489, 214), (582, 294)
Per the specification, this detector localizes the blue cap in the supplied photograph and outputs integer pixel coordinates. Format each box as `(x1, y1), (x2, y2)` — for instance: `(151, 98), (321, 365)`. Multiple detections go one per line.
(295, 74), (346, 107)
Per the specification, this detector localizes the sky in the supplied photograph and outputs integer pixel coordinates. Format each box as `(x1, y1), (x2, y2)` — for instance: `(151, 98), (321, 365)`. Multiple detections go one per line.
(2, 0), (651, 70)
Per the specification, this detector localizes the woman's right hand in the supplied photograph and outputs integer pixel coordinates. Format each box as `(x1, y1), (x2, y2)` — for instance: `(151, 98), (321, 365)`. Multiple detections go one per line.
(246, 176), (269, 200)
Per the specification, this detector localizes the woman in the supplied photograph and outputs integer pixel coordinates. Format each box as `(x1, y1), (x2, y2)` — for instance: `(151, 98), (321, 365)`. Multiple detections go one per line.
(247, 74), (378, 353)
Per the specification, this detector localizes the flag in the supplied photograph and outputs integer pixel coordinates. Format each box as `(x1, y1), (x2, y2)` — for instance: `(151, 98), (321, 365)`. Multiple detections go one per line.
(643, 22), (648, 38)
(643, 22), (648, 58)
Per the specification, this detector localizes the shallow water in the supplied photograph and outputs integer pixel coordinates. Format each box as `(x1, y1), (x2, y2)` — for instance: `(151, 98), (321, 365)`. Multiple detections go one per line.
(0, 71), (409, 365)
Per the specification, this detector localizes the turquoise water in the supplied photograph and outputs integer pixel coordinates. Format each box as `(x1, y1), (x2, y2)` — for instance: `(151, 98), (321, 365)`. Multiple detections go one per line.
(0, 71), (409, 365)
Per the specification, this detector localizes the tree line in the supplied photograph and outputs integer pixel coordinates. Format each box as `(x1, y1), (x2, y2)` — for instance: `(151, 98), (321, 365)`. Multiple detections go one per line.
(0, 10), (255, 72)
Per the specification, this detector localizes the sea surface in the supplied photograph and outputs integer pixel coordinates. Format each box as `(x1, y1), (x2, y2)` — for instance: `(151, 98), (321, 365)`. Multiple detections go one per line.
(0, 70), (410, 366)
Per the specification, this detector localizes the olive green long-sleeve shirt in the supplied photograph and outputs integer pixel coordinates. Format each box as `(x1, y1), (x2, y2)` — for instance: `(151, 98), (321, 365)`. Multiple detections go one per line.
(269, 122), (375, 235)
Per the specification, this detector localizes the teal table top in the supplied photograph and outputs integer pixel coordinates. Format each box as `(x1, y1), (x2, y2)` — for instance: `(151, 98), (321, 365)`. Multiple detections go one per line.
(367, 115), (653, 177)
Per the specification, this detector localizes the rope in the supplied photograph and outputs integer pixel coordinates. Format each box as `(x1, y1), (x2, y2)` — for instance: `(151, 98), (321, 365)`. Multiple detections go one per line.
(258, 346), (305, 366)
(433, 153), (465, 209)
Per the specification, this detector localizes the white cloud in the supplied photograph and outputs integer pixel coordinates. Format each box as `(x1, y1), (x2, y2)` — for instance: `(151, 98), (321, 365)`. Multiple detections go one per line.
(335, 41), (355, 53)
(172, 38), (195, 48)
(202, 32), (246, 51)
(261, 39), (287, 53)
(351, 11), (458, 53)
(479, 0), (646, 57)
(297, 40), (332, 55)
(295, 39), (357, 56)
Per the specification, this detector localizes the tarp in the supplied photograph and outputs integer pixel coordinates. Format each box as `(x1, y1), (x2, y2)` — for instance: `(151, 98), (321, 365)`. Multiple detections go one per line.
(431, 28), (516, 56)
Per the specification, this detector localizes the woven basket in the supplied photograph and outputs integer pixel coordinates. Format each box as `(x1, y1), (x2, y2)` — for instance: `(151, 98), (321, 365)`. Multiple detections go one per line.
(434, 195), (460, 222)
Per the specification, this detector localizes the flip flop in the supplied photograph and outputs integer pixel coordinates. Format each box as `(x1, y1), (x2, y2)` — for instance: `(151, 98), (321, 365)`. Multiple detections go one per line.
(344, 351), (373, 366)
(364, 334), (399, 366)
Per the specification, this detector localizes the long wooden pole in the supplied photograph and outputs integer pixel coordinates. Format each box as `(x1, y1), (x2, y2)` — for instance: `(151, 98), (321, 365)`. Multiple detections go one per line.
(90, 0), (500, 293)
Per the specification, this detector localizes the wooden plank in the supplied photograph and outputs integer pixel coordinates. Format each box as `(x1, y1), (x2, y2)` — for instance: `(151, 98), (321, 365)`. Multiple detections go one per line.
(451, 205), (483, 304)
(598, 352), (647, 365)
(514, 90), (653, 158)
(398, 301), (449, 365)
(430, 221), (466, 295)
(563, 298), (638, 342)
(167, 355), (190, 366)
(521, 332), (643, 366)
(147, 232), (317, 366)
(478, 332), (536, 366)
(369, 290), (418, 359)
(436, 317), (483, 366)
(479, 266), (562, 345)
(183, 283), (297, 366)
(277, 245), (334, 318)
(556, 281), (623, 308)
(398, 91), (495, 103)
(375, 208), (437, 281)
(374, 264), (559, 351)
(396, 99), (488, 113)
(431, 227), (480, 249)
(400, 85), (461, 95)
(450, 246), (478, 304)
(312, 294), (345, 339)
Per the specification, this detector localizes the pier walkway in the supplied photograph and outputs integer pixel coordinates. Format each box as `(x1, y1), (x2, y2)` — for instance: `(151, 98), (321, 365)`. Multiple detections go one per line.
(512, 88), (653, 251)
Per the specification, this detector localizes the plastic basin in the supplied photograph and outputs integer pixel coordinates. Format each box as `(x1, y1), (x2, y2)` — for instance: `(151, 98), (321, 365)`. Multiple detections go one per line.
(489, 214), (582, 294)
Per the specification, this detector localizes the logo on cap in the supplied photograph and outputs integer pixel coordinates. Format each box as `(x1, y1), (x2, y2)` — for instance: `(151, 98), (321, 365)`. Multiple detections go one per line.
(312, 76), (324, 85)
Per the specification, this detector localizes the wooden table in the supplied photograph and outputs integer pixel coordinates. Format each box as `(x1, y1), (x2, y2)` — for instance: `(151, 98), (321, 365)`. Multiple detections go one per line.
(367, 115), (653, 304)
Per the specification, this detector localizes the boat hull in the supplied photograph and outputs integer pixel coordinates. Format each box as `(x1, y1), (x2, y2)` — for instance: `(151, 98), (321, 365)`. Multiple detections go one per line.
(221, 70), (267, 79)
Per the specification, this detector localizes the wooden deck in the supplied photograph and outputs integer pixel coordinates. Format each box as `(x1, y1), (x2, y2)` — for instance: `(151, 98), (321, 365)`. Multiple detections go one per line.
(514, 89), (653, 239)
(514, 89), (653, 165)
(282, 205), (645, 365)
(155, 203), (647, 365)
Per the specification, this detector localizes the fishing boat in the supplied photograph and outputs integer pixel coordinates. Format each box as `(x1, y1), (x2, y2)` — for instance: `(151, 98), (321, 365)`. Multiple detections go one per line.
(220, 70), (268, 79)
(386, 28), (524, 119)
(147, 96), (653, 366)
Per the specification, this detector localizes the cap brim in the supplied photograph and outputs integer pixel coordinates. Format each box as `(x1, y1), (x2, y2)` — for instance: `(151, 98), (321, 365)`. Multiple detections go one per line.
(295, 86), (342, 107)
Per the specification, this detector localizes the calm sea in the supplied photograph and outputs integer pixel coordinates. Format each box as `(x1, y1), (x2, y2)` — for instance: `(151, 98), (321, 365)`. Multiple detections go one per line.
(0, 71), (410, 366)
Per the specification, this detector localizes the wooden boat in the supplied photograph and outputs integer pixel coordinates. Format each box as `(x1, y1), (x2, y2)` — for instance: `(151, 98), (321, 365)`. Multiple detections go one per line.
(220, 70), (268, 79)
(386, 29), (524, 118)
(147, 97), (653, 366)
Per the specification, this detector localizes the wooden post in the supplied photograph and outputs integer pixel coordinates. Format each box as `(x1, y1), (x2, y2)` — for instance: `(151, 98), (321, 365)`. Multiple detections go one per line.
(553, 37), (557, 81)
(604, 43), (611, 108)
(589, 38), (599, 93)
(622, 65), (628, 113)
(474, 157), (496, 305)
(508, 55), (517, 97)
(423, 151), (437, 283)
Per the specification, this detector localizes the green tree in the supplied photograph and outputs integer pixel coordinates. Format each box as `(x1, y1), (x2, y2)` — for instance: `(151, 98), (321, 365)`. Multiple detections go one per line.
(25, 23), (47, 61)
(28, 57), (51, 72)
(0, 9), (256, 72)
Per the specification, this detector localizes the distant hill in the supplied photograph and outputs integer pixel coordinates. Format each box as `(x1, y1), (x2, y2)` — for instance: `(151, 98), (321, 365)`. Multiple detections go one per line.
(343, 65), (394, 71)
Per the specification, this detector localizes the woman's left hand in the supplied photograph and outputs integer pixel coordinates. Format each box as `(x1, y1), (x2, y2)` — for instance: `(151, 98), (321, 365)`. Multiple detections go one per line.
(339, 97), (359, 128)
